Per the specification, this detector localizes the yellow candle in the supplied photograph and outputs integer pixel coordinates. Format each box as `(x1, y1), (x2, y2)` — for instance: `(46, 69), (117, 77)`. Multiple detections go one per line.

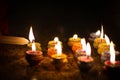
(68, 34), (81, 47)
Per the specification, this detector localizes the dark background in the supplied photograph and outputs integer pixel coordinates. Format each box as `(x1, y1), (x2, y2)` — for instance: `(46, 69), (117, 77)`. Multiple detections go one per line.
(7, 1), (120, 50)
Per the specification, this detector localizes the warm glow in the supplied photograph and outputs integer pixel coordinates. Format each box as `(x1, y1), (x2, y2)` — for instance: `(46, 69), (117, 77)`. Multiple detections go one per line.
(29, 26), (35, 42)
(100, 25), (104, 39)
(81, 38), (86, 51)
(32, 42), (36, 51)
(110, 41), (115, 64)
(86, 42), (91, 56)
(95, 30), (100, 36)
(54, 37), (59, 42)
(105, 34), (110, 45)
(73, 34), (78, 40)
(55, 42), (62, 56)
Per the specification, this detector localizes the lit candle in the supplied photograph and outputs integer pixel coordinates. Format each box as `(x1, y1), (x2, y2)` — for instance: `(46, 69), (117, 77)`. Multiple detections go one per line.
(97, 34), (110, 55)
(77, 42), (94, 63)
(104, 42), (120, 80)
(104, 41), (120, 68)
(90, 30), (100, 39)
(27, 26), (41, 50)
(48, 37), (62, 48)
(77, 42), (94, 72)
(93, 25), (106, 48)
(51, 42), (67, 59)
(68, 34), (81, 47)
(51, 42), (67, 70)
(74, 38), (86, 56)
(25, 26), (43, 66)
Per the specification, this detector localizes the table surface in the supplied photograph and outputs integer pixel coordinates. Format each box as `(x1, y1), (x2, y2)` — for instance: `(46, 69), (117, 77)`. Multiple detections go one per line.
(0, 42), (119, 80)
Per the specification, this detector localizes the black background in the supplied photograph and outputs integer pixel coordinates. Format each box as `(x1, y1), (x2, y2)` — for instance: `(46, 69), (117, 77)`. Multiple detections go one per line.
(9, 1), (120, 50)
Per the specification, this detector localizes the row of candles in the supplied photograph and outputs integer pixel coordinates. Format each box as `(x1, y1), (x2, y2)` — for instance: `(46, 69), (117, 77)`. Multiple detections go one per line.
(26, 26), (120, 69)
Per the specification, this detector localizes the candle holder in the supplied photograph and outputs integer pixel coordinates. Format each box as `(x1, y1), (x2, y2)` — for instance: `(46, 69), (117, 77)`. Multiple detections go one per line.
(103, 61), (120, 80)
(68, 37), (81, 47)
(25, 50), (44, 66)
(77, 56), (94, 73)
(51, 54), (67, 70)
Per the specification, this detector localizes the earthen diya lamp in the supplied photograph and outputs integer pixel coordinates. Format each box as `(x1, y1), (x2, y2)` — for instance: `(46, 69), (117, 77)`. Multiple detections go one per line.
(26, 42), (43, 66)
(77, 42), (94, 72)
(104, 42), (120, 72)
(51, 42), (67, 70)
(68, 34), (81, 47)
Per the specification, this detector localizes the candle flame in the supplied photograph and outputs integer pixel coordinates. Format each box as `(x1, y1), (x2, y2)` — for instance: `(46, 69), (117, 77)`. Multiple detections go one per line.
(105, 34), (110, 45)
(100, 25), (104, 39)
(55, 42), (62, 56)
(29, 26), (35, 42)
(110, 41), (115, 64)
(32, 42), (36, 51)
(73, 34), (78, 40)
(54, 37), (59, 42)
(81, 38), (86, 51)
(86, 42), (91, 56)
(95, 30), (100, 36)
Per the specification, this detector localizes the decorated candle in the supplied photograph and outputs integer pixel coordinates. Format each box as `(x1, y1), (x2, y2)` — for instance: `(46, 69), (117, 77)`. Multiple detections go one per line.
(68, 34), (81, 47)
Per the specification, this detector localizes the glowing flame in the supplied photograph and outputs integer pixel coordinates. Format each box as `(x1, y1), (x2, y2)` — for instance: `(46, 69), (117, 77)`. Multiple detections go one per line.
(81, 38), (86, 51)
(105, 34), (110, 45)
(95, 30), (100, 36)
(110, 41), (115, 64)
(73, 34), (78, 40)
(32, 42), (36, 51)
(100, 25), (104, 39)
(86, 42), (91, 56)
(29, 26), (35, 42)
(54, 37), (59, 42)
(55, 42), (62, 56)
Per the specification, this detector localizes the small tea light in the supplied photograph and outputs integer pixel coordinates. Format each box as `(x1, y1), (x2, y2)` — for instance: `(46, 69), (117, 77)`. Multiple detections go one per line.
(48, 37), (62, 48)
(68, 34), (81, 47)
(97, 34), (110, 55)
(25, 26), (43, 66)
(26, 42), (43, 66)
(93, 25), (106, 48)
(51, 42), (67, 70)
(104, 41), (120, 68)
(77, 42), (94, 72)
(104, 42), (120, 79)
